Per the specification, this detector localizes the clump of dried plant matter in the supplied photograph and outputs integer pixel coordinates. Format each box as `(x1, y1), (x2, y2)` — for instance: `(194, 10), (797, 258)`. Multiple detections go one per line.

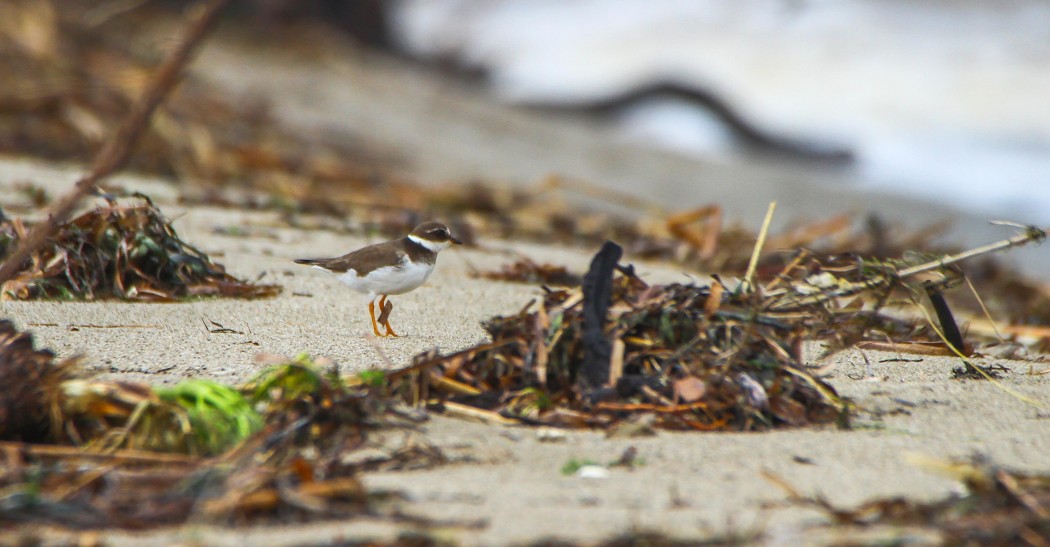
(383, 225), (1048, 431)
(0, 319), (76, 442)
(0, 198), (279, 301)
(385, 242), (863, 431)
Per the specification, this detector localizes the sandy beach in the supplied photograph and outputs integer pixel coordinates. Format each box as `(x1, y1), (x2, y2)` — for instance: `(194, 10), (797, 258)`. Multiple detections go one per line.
(1, 14), (1048, 542)
(2, 158), (1048, 546)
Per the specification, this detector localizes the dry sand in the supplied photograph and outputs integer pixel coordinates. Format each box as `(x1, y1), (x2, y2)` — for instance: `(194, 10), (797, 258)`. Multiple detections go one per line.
(1, 159), (1049, 546)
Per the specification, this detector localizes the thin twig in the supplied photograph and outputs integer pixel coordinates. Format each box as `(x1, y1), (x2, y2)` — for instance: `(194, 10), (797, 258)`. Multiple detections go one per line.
(964, 274), (1004, 343)
(0, 0), (233, 285)
(744, 201), (777, 291)
(895, 225), (1047, 279)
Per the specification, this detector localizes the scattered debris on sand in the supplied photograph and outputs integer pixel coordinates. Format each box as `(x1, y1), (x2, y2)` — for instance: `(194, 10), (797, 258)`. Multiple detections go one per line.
(0, 324), (459, 530)
(382, 228), (1048, 430)
(2, 1), (1049, 542)
(768, 454), (1050, 545)
(0, 233), (1046, 536)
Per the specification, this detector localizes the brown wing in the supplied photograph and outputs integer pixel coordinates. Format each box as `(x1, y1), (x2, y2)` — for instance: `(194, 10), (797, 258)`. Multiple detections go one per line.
(293, 241), (405, 276)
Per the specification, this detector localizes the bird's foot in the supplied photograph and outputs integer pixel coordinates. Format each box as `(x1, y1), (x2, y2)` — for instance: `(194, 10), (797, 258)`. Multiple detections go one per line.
(379, 299), (398, 336)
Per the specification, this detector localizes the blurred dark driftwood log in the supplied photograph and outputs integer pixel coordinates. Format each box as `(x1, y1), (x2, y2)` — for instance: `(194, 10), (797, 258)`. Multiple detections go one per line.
(521, 81), (855, 163)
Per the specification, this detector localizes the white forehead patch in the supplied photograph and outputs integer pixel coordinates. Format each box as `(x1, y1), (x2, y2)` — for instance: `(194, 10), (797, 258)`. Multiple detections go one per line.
(408, 234), (449, 252)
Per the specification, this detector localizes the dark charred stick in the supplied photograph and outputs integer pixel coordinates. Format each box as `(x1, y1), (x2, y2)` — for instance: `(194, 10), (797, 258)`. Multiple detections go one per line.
(924, 283), (967, 356)
(0, 0), (233, 285)
(578, 241), (623, 392)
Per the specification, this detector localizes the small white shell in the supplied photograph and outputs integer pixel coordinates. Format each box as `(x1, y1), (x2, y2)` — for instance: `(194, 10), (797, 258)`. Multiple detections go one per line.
(576, 465), (610, 479)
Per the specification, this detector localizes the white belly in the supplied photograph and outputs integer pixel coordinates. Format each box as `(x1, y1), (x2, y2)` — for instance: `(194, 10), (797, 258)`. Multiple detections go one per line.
(332, 257), (434, 296)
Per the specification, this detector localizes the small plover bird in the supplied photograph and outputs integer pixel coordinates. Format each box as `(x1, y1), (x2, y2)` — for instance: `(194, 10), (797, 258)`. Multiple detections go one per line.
(294, 222), (462, 337)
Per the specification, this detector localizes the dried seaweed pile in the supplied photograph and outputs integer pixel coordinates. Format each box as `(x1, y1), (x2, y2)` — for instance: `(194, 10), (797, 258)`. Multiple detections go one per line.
(780, 456), (1050, 545)
(0, 321), (442, 529)
(391, 231), (1049, 429)
(0, 198), (279, 300)
(385, 242), (968, 431)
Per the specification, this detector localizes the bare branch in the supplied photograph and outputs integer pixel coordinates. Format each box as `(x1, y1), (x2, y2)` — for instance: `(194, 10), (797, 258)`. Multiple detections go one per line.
(895, 225), (1047, 279)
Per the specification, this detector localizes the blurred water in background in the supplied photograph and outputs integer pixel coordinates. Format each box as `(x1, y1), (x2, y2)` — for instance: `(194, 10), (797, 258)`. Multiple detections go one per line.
(391, 0), (1050, 224)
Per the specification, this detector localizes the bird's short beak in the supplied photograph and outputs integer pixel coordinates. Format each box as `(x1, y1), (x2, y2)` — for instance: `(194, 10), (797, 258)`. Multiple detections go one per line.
(451, 235), (463, 245)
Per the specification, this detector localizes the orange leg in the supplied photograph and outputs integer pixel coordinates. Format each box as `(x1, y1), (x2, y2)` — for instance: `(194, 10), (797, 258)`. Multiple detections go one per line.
(378, 295), (399, 337)
(367, 298), (384, 337)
